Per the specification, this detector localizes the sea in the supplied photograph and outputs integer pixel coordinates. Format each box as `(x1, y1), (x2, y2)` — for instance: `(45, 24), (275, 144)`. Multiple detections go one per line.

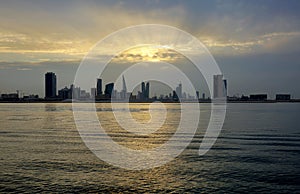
(0, 103), (299, 193)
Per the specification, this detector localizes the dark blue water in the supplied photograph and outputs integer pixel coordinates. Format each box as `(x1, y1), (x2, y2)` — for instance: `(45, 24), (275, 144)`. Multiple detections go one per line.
(0, 103), (299, 193)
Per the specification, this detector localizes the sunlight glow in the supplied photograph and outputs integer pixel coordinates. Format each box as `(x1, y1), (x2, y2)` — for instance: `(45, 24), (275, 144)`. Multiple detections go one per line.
(113, 45), (181, 63)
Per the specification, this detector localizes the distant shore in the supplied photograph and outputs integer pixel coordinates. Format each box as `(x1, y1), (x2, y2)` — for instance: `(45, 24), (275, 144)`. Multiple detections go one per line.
(0, 99), (299, 103)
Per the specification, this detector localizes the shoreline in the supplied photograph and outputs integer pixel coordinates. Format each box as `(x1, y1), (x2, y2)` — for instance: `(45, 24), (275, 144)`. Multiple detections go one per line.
(0, 100), (299, 103)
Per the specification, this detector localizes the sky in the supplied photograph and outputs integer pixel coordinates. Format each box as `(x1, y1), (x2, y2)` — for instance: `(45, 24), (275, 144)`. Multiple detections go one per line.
(0, 0), (300, 98)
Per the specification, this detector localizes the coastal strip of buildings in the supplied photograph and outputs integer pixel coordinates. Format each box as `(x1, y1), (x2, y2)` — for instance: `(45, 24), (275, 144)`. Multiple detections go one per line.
(0, 72), (297, 102)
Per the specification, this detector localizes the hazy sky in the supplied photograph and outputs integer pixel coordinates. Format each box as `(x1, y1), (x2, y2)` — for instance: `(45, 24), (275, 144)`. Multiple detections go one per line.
(0, 0), (300, 98)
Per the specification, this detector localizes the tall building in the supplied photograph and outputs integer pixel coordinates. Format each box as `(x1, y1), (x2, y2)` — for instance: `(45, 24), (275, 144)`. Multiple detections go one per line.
(69, 84), (74, 99)
(91, 88), (96, 98)
(172, 90), (178, 101)
(176, 82), (182, 99)
(140, 81), (150, 100)
(45, 72), (57, 98)
(213, 74), (226, 99)
(196, 91), (200, 99)
(121, 75), (127, 99)
(96, 79), (102, 97)
(141, 82), (145, 99)
(145, 82), (150, 99)
(122, 75), (127, 93)
(105, 83), (114, 98)
(72, 86), (80, 99)
(223, 79), (227, 97)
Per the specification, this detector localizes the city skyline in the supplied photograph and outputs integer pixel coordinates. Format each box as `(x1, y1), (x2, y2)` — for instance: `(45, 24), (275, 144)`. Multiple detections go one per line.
(45, 72), (202, 101)
(1, 71), (296, 102)
(0, 1), (300, 98)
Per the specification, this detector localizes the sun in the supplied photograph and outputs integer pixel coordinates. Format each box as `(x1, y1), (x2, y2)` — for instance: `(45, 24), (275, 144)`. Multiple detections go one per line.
(113, 45), (180, 63)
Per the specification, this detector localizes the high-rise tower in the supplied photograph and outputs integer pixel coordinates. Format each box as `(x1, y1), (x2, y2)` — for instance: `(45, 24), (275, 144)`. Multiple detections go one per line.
(45, 72), (57, 98)
(105, 83), (114, 98)
(176, 82), (182, 99)
(213, 74), (226, 99)
(146, 82), (150, 99)
(141, 81), (150, 100)
(121, 75), (127, 99)
(141, 82), (146, 99)
(122, 75), (127, 93)
(96, 78), (102, 97)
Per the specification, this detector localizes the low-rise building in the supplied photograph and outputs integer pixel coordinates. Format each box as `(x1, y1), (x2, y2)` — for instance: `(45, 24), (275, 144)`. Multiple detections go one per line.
(276, 94), (291, 101)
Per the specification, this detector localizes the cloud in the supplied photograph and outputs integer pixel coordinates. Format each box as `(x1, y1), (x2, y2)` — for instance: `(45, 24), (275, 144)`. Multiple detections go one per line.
(112, 46), (183, 63)
(0, 60), (80, 70)
(0, 0), (299, 62)
(0, 32), (89, 56)
(17, 68), (31, 71)
(200, 31), (300, 56)
(0, 1), (187, 62)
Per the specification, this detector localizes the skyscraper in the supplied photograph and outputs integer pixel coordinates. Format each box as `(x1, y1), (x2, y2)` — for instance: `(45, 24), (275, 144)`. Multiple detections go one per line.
(223, 79), (227, 97)
(105, 83), (114, 98)
(96, 78), (102, 97)
(45, 72), (57, 98)
(72, 86), (80, 99)
(122, 75), (127, 93)
(196, 91), (199, 99)
(91, 88), (96, 98)
(140, 81), (150, 100)
(141, 82), (145, 99)
(213, 74), (226, 99)
(176, 82), (182, 99)
(146, 82), (150, 99)
(121, 75), (127, 99)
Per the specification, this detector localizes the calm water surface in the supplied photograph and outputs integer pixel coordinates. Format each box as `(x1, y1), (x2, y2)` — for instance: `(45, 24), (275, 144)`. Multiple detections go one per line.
(0, 103), (300, 193)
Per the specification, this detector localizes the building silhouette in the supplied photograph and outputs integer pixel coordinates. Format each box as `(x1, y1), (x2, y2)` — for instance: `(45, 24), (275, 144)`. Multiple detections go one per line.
(121, 75), (127, 99)
(105, 83), (114, 98)
(146, 82), (150, 99)
(58, 84), (81, 100)
(122, 75), (127, 93)
(223, 79), (227, 97)
(58, 86), (70, 99)
(91, 88), (96, 98)
(72, 85), (81, 99)
(140, 81), (150, 100)
(1, 93), (19, 100)
(175, 82), (182, 99)
(172, 90), (178, 101)
(250, 94), (267, 101)
(213, 74), (226, 99)
(45, 72), (57, 98)
(141, 82), (145, 99)
(276, 94), (290, 101)
(196, 91), (199, 99)
(96, 78), (102, 97)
